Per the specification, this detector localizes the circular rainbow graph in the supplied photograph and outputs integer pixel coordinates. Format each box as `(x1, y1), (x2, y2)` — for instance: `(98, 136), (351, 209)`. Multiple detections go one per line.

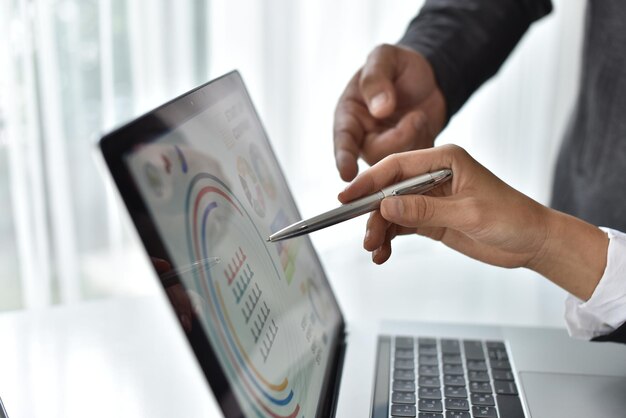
(185, 173), (301, 418)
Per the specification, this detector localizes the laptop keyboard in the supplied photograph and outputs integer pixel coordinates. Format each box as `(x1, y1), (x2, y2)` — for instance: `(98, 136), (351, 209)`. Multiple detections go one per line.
(372, 336), (525, 418)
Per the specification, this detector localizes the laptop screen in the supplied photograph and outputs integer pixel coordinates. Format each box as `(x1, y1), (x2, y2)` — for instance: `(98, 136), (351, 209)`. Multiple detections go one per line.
(104, 72), (344, 417)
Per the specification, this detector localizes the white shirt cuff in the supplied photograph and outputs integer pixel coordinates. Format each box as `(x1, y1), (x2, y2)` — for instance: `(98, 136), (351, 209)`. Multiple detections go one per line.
(564, 227), (626, 340)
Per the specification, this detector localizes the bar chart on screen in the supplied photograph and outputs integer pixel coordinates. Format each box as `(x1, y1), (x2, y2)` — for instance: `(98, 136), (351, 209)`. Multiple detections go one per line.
(185, 172), (302, 418)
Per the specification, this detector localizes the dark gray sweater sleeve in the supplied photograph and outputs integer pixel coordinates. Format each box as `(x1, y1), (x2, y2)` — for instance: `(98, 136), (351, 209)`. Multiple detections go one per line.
(399, 0), (553, 119)
(592, 322), (626, 345)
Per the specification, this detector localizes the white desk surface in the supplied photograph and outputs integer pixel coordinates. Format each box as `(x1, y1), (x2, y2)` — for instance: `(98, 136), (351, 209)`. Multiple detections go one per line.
(0, 237), (568, 418)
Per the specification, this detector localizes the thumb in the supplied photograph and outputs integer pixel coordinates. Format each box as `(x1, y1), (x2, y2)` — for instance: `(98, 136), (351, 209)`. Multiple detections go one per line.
(380, 195), (466, 230)
(359, 45), (398, 118)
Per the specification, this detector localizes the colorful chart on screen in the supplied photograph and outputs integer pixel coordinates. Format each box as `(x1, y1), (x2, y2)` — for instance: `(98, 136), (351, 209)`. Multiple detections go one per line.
(185, 172), (301, 418)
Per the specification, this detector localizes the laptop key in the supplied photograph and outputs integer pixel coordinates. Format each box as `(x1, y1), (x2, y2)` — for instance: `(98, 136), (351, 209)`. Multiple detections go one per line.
(444, 398), (469, 411)
(393, 391), (416, 405)
(469, 382), (493, 394)
(418, 365), (440, 377)
(391, 404), (417, 417)
(418, 399), (443, 413)
(442, 364), (464, 375)
(395, 369), (415, 381)
(418, 387), (442, 400)
(395, 359), (415, 370)
(463, 340), (485, 360)
(396, 336), (415, 349)
(444, 386), (468, 399)
(466, 360), (488, 372)
(419, 346), (438, 356)
(418, 414), (443, 418)
(418, 337), (437, 347)
(442, 355), (462, 365)
(471, 393), (495, 406)
(494, 380), (518, 395)
(441, 339), (460, 354)
(393, 380), (416, 392)
(419, 376), (441, 388)
(468, 371), (490, 382)
(472, 406), (497, 418)
(485, 341), (505, 350)
(489, 359), (511, 370)
(488, 349), (508, 361)
(443, 375), (465, 387)
(396, 349), (415, 360)
(496, 350), (509, 360)
(496, 394), (525, 418)
(419, 355), (439, 366)
(445, 412), (469, 418)
(491, 370), (514, 381)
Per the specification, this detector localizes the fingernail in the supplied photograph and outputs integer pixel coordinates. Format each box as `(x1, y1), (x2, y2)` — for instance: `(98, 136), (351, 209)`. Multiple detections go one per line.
(370, 92), (388, 114)
(385, 198), (404, 218)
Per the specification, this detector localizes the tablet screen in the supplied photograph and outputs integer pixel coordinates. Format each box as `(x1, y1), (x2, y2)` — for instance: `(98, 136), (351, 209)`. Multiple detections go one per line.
(120, 73), (342, 417)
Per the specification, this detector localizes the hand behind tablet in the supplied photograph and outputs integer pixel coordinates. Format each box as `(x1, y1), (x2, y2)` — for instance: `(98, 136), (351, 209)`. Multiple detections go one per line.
(333, 44), (447, 181)
(152, 257), (203, 333)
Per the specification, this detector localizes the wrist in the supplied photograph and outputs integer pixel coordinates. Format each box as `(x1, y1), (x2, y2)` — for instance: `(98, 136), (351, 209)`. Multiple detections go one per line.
(528, 208), (609, 301)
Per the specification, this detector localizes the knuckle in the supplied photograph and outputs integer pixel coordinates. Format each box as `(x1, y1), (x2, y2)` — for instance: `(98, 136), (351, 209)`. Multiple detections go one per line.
(403, 195), (434, 224)
(417, 195), (436, 222)
(380, 153), (403, 178)
(361, 44), (394, 83)
(368, 43), (392, 59)
(444, 143), (470, 161)
(443, 143), (465, 155)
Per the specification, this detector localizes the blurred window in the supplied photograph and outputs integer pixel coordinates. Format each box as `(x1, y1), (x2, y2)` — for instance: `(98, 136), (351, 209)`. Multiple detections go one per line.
(0, 0), (585, 310)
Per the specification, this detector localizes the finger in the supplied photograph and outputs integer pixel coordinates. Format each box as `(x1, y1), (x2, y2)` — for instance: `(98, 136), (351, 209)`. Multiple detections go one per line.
(334, 77), (367, 181)
(380, 194), (475, 231)
(334, 125), (361, 182)
(372, 224), (397, 264)
(361, 110), (430, 164)
(359, 44), (398, 118)
(364, 210), (389, 251)
(151, 257), (172, 274)
(339, 144), (464, 203)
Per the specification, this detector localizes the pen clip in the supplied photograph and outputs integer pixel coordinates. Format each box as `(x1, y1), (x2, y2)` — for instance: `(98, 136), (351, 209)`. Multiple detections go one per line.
(392, 180), (435, 196)
(390, 169), (452, 196)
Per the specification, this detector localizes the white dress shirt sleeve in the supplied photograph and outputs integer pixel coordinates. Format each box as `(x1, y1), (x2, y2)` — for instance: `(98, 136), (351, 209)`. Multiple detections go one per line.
(564, 227), (626, 340)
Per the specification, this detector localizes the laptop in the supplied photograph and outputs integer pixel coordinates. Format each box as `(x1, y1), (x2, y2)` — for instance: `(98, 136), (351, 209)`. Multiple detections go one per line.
(99, 71), (626, 418)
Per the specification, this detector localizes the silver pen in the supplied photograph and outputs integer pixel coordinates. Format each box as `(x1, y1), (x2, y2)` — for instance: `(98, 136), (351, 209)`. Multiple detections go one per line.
(267, 169), (452, 242)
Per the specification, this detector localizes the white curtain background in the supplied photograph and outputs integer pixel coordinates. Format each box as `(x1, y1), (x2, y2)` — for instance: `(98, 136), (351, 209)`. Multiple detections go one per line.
(0, 0), (586, 311)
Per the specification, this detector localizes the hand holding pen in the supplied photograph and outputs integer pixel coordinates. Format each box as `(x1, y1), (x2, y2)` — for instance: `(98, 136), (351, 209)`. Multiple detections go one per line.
(268, 168), (452, 242)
